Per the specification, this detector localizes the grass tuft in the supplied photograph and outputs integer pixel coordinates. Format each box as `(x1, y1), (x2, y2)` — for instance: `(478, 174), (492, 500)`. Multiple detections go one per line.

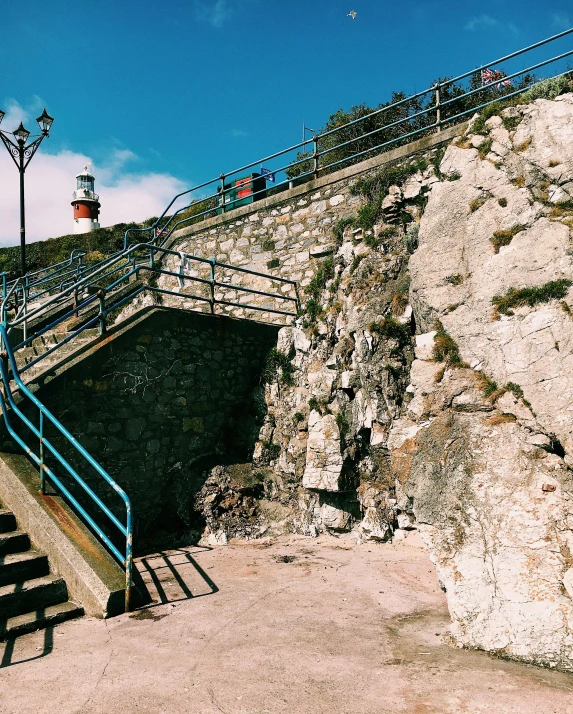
(369, 316), (411, 348)
(262, 348), (296, 386)
(391, 293), (409, 316)
(490, 225), (525, 253)
(492, 279), (573, 317)
(486, 413), (517, 426)
(469, 198), (486, 213)
(432, 321), (466, 366)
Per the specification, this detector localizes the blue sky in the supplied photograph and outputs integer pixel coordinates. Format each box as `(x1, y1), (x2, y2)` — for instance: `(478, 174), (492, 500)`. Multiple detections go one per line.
(0, 0), (572, 243)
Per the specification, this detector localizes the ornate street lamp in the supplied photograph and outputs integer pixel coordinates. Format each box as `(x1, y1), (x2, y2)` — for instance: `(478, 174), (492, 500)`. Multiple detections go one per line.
(0, 107), (55, 275)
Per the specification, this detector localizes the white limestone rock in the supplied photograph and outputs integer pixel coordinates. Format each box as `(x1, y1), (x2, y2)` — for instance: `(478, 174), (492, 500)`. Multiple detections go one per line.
(302, 412), (344, 491)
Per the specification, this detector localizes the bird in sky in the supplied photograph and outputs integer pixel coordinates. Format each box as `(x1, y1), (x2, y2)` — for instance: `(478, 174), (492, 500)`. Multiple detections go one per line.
(348, 10), (357, 20)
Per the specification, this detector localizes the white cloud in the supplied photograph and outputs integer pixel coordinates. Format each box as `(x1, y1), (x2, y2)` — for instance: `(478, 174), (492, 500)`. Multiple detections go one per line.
(195, 0), (233, 28)
(230, 129), (248, 138)
(194, 0), (257, 28)
(464, 14), (519, 36)
(1, 96), (47, 134)
(0, 146), (188, 246)
(552, 12), (571, 30)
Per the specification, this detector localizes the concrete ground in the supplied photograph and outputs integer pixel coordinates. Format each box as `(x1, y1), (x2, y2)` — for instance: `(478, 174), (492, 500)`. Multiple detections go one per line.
(0, 532), (572, 714)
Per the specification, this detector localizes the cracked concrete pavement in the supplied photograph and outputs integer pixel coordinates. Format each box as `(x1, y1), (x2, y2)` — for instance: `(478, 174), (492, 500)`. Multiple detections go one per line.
(1, 533), (572, 713)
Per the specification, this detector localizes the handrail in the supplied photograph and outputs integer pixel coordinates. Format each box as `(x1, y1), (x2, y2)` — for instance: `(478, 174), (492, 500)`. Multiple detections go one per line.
(0, 324), (133, 611)
(0, 246), (296, 615)
(0, 26), (567, 620)
(1, 28), (571, 318)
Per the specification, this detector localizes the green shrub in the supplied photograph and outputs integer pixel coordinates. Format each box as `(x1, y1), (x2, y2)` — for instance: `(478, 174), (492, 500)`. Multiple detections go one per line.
(476, 373), (500, 398)
(262, 348), (295, 385)
(304, 298), (322, 326)
(261, 441), (281, 460)
(333, 217), (355, 246)
(336, 412), (350, 436)
(445, 273), (463, 286)
(502, 115), (523, 132)
(405, 223), (419, 253)
(519, 75), (573, 103)
(369, 316), (411, 348)
(477, 137), (493, 159)
(492, 279), (573, 316)
(364, 226), (396, 248)
(350, 254), (365, 274)
(308, 397), (321, 412)
(350, 161), (424, 231)
(305, 257), (335, 300)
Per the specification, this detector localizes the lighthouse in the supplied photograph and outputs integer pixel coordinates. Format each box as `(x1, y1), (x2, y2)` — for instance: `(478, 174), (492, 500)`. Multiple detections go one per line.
(71, 166), (100, 234)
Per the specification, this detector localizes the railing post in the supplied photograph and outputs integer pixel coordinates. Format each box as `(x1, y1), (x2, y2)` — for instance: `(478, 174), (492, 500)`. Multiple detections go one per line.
(435, 83), (442, 133)
(73, 278), (79, 318)
(294, 283), (302, 315)
(209, 259), (216, 314)
(1, 273), (6, 303)
(313, 136), (319, 179)
(39, 411), (46, 494)
(150, 247), (155, 270)
(219, 174), (226, 214)
(98, 289), (107, 335)
(125, 504), (132, 613)
(23, 275), (29, 342)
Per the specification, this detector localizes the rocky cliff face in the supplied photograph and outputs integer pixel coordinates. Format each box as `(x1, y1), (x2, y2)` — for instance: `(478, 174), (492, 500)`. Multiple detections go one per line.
(404, 92), (573, 669)
(197, 87), (573, 670)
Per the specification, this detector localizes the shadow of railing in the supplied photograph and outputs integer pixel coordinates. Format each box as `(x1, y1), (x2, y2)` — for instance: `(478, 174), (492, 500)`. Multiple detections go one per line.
(0, 623), (54, 669)
(136, 546), (218, 607)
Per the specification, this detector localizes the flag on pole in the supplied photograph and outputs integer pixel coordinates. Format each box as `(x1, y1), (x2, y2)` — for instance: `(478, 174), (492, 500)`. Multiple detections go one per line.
(261, 167), (276, 183)
(482, 68), (511, 89)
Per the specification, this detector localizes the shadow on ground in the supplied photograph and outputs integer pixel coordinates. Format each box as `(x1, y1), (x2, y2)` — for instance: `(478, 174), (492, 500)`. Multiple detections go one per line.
(134, 546), (218, 610)
(0, 625), (54, 669)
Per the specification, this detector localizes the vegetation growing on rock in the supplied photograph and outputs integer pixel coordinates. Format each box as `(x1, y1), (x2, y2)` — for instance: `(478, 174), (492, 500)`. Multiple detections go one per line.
(492, 279), (572, 317)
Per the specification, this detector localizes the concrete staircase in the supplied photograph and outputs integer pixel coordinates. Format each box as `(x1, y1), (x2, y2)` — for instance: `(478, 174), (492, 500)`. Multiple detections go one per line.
(0, 502), (83, 640)
(15, 325), (101, 383)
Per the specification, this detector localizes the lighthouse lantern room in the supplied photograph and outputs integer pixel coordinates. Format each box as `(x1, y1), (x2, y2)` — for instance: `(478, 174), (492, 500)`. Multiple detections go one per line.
(72, 166), (100, 234)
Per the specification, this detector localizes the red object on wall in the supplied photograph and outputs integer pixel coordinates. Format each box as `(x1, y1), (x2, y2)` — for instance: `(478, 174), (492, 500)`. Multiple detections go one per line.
(236, 177), (253, 200)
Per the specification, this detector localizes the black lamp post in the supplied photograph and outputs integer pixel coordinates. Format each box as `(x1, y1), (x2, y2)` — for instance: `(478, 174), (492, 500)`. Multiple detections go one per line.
(0, 108), (54, 276)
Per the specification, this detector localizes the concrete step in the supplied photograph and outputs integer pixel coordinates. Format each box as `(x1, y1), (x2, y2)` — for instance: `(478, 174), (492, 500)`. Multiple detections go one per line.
(0, 575), (68, 619)
(0, 509), (17, 534)
(0, 531), (30, 556)
(0, 551), (50, 587)
(0, 600), (84, 641)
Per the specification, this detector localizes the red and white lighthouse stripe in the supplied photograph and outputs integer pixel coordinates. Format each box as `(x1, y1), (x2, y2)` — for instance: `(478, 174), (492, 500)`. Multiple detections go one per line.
(72, 166), (101, 234)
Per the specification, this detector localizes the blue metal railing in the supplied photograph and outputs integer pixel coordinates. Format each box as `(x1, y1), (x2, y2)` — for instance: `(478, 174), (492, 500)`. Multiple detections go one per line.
(115, 27), (573, 252)
(0, 324), (133, 611)
(0, 246), (297, 609)
(0, 27), (571, 613)
(3, 27), (571, 308)
(4, 243), (299, 362)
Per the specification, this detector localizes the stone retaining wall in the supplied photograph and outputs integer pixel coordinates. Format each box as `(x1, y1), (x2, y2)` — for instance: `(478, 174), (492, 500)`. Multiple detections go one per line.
(150, 125), (464, 325)
(19, 307), (279, 547)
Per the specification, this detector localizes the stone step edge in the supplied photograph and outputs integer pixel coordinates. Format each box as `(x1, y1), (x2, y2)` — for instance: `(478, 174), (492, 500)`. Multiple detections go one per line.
(0, 600), (84, 642)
